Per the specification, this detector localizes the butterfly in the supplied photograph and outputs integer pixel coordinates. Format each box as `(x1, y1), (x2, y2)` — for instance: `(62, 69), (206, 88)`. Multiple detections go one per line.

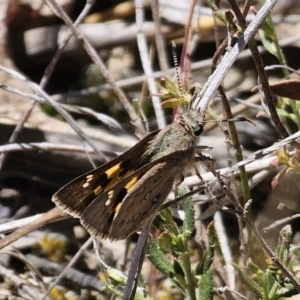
(52, 110), (204, 240)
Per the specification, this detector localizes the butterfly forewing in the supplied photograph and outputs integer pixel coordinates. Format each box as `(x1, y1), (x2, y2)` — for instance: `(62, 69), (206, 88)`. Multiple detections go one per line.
(52, 130), (159, 218)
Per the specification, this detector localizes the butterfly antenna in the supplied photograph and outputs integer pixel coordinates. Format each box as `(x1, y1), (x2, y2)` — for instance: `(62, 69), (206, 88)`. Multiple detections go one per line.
(204, 117), (256, 126)
(172, 41), (186, 109)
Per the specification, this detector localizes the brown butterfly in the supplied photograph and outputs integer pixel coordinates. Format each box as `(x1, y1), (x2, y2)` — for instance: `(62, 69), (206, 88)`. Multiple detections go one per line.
(52, 110), (204, 240)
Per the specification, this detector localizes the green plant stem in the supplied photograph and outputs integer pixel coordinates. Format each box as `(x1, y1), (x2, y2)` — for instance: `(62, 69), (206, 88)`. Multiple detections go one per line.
(181, 252), (197, 300)
(273, 39), (289, 79)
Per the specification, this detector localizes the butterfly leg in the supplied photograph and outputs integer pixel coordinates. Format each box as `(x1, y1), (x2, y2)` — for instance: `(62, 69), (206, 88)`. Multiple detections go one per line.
(195, 146), (213, 161)
(172, 173), (185, 208)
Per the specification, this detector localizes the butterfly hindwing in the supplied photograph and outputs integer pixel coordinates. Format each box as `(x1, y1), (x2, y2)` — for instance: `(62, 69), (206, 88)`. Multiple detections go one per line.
(80, 159), (179, 239)
(108, 162), (177, 239)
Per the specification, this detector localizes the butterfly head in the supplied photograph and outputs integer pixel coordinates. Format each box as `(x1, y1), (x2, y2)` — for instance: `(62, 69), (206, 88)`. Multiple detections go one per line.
(178, 110), (204, 137)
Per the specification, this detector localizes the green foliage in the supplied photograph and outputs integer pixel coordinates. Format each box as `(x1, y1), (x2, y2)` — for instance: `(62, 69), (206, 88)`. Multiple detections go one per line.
(271, 148), (300, 189)
(146, 187), (215, 300)
(158, 77), (192, 108)
(234, 225), (298, 299)
(104, 267), (150, 300)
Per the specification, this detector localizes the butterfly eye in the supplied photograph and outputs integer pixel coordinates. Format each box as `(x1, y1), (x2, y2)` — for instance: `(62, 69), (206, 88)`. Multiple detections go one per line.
(194, 123), (203, 136)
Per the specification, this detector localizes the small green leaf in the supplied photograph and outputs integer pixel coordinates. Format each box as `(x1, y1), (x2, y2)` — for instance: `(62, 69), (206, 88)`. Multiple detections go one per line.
(158, 207), (180, 236)
(260, 14), (276, 41)
(248, 259), (262, 273)
(198, 270), (214, 300)
(276, 225), (292, 264)
(181, 189), (195, 241)
(106, 285), (123, 298)
(264, 271), (277, 299)
(233, 264), (263, 297)
(259, 30), (278, 57)
(202, 222), (215, 272)
(159, 77), (181, 96)
(107, 268), (127, 285)
(173, 259), (185, 277)
(292, 247), (300, 263)
(194, 262), (204, 276)
(146, 235), (174, 277)
(158, 76), (191, 108)
(158, 232), (173, 254)
(276, 283), (298, 298)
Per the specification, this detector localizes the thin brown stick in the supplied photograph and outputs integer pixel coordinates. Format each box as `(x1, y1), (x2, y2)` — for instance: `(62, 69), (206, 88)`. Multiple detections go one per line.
(42, 237), (94, 299)
(194, 0), (279, 111)
(0, 264), (44, 299)
(0, 208), (68, 250)
(135, 0), (166, 129)
(26, 254), (104, 291)
(45, 0), (146, 136)
(0, 1), (95, 171)
(0, 142), (104, 155)
(40, 0), (95, 89)
(242, 0), (253, 17)
(150, 0), (169, 76)
(227, 0), (289, 138)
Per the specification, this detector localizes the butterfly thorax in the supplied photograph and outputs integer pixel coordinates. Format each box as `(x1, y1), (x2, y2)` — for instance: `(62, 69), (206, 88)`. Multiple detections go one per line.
(142, 111), (203, 164)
